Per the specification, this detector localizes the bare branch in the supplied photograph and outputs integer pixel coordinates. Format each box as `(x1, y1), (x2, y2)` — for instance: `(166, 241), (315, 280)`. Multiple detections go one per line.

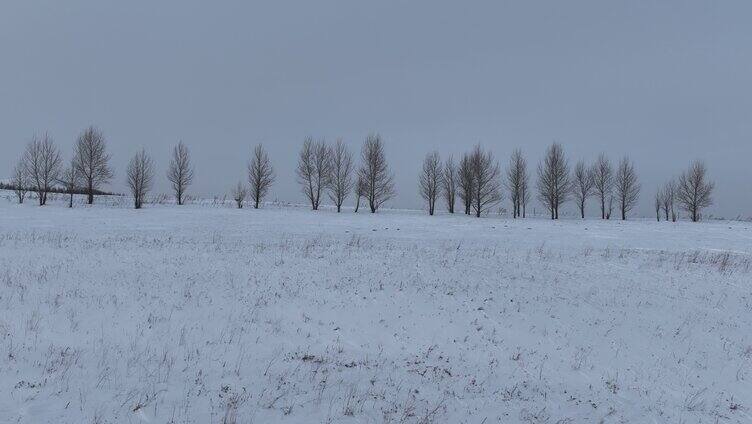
(441, 156), (457, 214)
(247, 144), (275, 209)
(536, 143), (570, 219)
(126, 149), (155, 209)
(505, 149), (528, 218)
(676, 160), (713, 222)
(22, 133), (62, 206)
(614, 156), (640, 220)
(591, 153), (613, 219)
(572, 160), (594, 219)
(232, 181), (247, 209)
(297, 137), (332, 210)
(73, 126), (113, 204)
(357, 133), (395, 213)
(458, 153), (474, 215)
(327, 139), (354, 213)
(419, 151), (442, 216)
(469, 144), (502, 218)
(167, 141), (194, 205)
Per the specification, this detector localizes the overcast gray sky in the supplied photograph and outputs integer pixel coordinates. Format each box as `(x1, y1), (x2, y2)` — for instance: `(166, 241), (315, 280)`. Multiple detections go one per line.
(2, 1), (750, 217)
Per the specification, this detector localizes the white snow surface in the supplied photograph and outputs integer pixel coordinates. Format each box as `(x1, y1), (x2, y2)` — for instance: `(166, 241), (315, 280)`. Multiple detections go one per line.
(1, 193), (751, 423)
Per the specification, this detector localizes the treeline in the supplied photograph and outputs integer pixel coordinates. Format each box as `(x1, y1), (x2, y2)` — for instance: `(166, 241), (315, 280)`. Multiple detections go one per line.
(7, 129), (715, 221)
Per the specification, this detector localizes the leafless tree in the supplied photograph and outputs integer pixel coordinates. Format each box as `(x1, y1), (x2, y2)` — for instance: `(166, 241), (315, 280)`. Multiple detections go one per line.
(676, 160), (714, 222)
(591, 153), (614, 219)
(614, 156), (640, 220)
(12, 159), (29, 204)
(442, 156), (457, 213)
(232, 181), (247, 209)
(419, 151), (442, 215)
(23, 134), (62, 206)
(660, 179), (676, 222)
(654, 189), (661, 222)
(126, 149), (155, 209)
(458, 153), (474, 215)
(572, 160), (594, 219)
(58, 160), (80, 208)
(520, 163), (530, 218)
(606, 194), (614, 220)
(297, 137), (332, 210)
(247, 144), (275, 209)
(327, 139), (355, 213)
(354, 174), (366, 213)
(358, 133), (395, 213)
(73, 126), (113, 204)
(505, 149), (528, 218)
(469, 144), (502, 217)
(167, 141), (194, 205)
(536, 143), (570, 219)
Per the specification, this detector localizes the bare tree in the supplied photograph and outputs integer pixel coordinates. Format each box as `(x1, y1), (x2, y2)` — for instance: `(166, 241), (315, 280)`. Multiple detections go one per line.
(23, 134), (62, 206)
(58, 160), (80, 208)
(676, 160), (714, 222)
(614, 156), (640, 220)
(126, 149), (155, 209)
(536, 143), (570, 219)
(297, 137), (332, 210)
(232, 181), (247, 209)
(572, 160), (594, 219)
(327, 139), (354, 213)
(469, 144), (502, 217)
(354, 174), (366, 213)
(358, 133), (395, 213)
(660, 179), (676, 222)
(654, 189), (661, 222)
(606, 194), (614, 220)
(12, 159), (29, 204)
(419, 151), (442, 215)
(442, 156), (457, 213)
(247, 144), (275, 209)
(520, 162), (531, 218)
(591, 153), (614, 220)
(505, 149), (528, 218)
(167, 141), (194, 205)
(458, 153), (474, 215)
(73, 126), (113, 204)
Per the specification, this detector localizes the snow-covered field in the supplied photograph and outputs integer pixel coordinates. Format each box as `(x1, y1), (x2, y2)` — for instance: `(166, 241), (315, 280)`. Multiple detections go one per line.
(1, 192), (751, 423)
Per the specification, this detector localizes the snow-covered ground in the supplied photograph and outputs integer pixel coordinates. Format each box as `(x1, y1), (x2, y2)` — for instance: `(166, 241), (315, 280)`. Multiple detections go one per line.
(1, 192), (751, 423)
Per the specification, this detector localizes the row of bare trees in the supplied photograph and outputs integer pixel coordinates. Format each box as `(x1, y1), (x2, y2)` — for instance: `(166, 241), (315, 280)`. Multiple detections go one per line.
(654, 161), (714, 222)
(8, 131), (716, 219)
(415, 143), (714, 221)
(11, 128), (197, 209)
(12, 128), (113, 207)
(419, 145), (507, 217)
(282, 133), (395, 213)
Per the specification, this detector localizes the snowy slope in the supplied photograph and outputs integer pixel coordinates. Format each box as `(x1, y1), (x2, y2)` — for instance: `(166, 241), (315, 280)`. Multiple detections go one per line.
(0, 194), (751, 423)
